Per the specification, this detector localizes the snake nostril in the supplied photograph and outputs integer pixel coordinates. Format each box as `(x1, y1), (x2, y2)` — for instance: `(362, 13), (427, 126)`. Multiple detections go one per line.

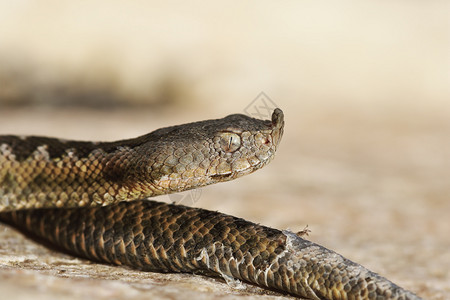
(262, 137), (270, 145)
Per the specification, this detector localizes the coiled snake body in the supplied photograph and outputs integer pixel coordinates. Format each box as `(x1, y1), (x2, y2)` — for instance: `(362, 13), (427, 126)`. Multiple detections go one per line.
(0, 109), (420, 299)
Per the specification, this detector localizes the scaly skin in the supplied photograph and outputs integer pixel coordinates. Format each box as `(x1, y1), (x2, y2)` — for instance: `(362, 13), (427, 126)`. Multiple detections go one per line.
(0, 109), (421, 299)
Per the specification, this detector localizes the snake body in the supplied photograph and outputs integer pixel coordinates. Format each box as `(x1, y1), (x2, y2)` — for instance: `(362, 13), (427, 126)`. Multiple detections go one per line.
(0, 109), (421, 299)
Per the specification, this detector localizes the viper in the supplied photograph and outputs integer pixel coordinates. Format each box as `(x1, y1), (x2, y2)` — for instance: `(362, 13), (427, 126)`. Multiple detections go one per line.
(0, 109), (420, 299)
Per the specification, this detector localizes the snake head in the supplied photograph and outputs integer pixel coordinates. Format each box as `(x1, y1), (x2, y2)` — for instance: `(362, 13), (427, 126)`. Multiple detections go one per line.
(208, 108), (284, 181)
(139, 109), (284, 195)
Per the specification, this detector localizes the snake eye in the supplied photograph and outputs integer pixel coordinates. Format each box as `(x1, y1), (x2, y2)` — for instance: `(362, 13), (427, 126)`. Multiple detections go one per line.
(218, 132), (241, 152)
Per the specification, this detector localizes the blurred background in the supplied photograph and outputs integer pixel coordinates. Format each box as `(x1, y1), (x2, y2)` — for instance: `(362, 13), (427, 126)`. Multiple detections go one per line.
(0, 1), (449, 300)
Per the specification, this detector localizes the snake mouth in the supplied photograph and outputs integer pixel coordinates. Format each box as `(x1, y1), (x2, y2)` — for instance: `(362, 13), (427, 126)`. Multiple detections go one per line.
(210, 173), (234, 180)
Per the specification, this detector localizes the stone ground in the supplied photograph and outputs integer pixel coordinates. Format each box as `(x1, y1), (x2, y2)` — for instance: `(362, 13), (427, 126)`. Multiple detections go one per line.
(0, 104), (449, 300)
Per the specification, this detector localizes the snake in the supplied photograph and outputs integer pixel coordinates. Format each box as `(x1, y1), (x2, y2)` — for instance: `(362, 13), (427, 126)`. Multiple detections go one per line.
(0, 108), (421, 300)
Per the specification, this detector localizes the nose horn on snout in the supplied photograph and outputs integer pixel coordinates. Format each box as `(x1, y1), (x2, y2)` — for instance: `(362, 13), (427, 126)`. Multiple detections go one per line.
(271, 108), (284, 128)
(271, 108), (284, 147)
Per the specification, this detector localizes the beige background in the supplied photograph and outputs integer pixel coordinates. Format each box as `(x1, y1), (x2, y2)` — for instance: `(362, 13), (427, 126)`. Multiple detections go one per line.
(0, 1), (449, 299)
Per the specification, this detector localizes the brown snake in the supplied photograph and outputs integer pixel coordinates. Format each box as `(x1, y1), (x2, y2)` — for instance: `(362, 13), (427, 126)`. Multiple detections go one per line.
(0, 109), (421, 299)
